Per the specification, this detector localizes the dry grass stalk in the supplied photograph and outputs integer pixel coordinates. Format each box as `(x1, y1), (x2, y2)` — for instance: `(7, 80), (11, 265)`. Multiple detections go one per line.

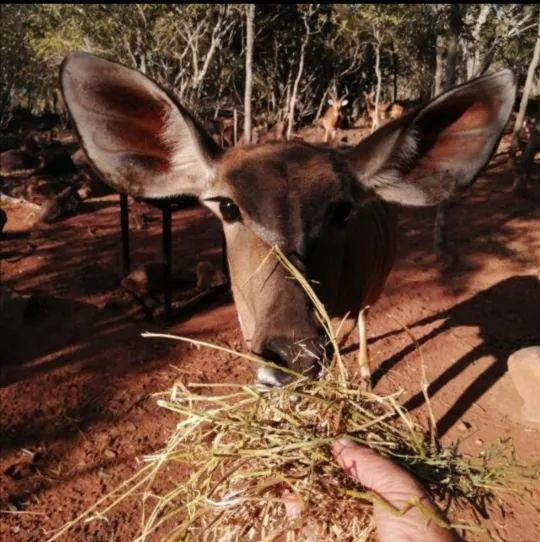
(47, 246), (539, 542)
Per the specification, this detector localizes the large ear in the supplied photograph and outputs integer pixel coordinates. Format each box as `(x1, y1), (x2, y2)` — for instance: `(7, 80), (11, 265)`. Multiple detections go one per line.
(341, 99), (349, 107)
(346, 70), (516, 206)
(60, 51), (222, 199)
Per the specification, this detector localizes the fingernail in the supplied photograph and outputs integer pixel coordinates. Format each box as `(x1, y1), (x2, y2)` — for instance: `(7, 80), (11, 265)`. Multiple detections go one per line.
(331, 437), (355, 454)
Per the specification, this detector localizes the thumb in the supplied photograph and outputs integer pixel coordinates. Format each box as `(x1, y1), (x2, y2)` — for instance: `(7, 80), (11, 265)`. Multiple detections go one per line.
(331, 438), (428, 496)
(331, 439), (457, 542)
(282, 488), (304, 519)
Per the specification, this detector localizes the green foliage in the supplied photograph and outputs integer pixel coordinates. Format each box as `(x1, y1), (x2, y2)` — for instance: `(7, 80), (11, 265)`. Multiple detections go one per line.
(1, 4), (41, 126)
(0, 4), (537, 129)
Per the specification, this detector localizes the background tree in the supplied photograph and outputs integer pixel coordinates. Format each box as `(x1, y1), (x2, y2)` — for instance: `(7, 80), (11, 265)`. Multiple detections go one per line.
(510, 11), (540, 167)
(1, 3), (537, 138)
(286, 4), (323, 139)
(444, 4), (461, 90)
(243, 4), (255, 144)
(433, 4), (464, 265)
(512, 108), (539, 197)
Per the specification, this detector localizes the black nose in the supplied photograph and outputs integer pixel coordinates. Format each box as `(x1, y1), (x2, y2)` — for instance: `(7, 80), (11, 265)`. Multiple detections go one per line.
(263, 336), (329, 379)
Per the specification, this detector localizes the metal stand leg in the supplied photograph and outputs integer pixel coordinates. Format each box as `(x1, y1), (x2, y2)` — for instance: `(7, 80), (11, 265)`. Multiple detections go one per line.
(120, 193), (131, 276)
(162, 203), (172, 321)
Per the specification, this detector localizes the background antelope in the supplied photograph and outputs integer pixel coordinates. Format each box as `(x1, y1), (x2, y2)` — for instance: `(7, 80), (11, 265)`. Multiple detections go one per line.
(385, 101), (407, 120)
(60, 52), (515, 389)
(321, 94), (349, 143)
(363, 92), (410, 128)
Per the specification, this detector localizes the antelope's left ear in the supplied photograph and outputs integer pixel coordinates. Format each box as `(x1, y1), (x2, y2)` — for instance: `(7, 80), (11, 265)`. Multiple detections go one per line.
(346, 70), (516, 206)
(341, 99), (349, 107)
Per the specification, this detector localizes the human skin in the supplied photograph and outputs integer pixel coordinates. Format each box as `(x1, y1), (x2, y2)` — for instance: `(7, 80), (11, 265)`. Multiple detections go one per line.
(284, 439), (460, 542)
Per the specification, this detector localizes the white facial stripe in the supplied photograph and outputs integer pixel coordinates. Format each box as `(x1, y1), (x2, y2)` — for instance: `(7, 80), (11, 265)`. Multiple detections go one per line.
(249, 220), (285, 247)
(200, 187), (236, 218)
(201, 189), (292, 249)
(200, 198), (221, 217)
(237, 312), (249, 340)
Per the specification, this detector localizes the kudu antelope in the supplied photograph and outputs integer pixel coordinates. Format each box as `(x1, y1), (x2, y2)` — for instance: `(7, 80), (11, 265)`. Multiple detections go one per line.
(363, 93), (409, 128)
(321, 94), (349, 143)
(385, 101), (407, 120)
(60, 52), (515, 389)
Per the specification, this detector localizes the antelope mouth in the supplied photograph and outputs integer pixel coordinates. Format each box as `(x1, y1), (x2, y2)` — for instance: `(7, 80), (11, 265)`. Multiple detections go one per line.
(253, 336), (333, 390)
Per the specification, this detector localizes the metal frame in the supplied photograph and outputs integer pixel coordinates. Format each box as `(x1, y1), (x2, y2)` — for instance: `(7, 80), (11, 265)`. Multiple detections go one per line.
(118, 194), (229, 322)
(119, 193), (174, 321)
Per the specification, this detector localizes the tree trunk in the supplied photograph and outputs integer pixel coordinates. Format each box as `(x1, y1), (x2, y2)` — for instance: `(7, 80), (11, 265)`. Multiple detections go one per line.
(445, 4), (461, 91)
(390, 39), (398, 103)
(283, 70), (292, 132)
(287, 10), (312, 140)
(476, 44), (498, 77)
(233, 108), (238, 146)
(372, 30), (382, 132)
(286, 44), (306, 139)
(512, 109), (539, 197)
(434, 201), (449, 256)
(435, 4), (462, 263)
(475, 7), (536, 78)
(465, 5), (490, 80)
(135, 29), (147, 75)
(243, 5), (255, 145)
(510, 16), (540, 165)
(315, 86), (330, 122)
(434, 34), (444, 97)
(139, 53), (147, 75)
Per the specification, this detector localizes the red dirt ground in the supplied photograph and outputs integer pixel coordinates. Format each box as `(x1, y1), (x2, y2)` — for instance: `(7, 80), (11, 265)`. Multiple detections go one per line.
(1, 131), (539, 542)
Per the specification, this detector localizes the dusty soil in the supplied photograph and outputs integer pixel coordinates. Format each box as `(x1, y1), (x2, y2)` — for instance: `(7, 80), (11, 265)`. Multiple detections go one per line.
(1, 129), (539, 542)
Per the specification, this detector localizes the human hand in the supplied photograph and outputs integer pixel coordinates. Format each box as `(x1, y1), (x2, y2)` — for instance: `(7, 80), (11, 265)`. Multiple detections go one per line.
(284, 439), (460, 542)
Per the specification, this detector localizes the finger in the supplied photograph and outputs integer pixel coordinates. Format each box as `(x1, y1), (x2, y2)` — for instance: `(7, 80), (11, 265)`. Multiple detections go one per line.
(282, 488), (304, 519)
(331, 438), (427, 496)
(331, 439), (456, 541)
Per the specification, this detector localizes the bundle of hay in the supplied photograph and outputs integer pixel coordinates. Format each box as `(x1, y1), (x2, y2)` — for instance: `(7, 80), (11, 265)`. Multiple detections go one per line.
(134, 367), (453, 541)
(49, 248), (538, 542)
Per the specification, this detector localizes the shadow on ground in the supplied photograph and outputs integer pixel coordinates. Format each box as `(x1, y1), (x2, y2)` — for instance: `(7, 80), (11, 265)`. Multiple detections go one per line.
(370, 274), (540, 436)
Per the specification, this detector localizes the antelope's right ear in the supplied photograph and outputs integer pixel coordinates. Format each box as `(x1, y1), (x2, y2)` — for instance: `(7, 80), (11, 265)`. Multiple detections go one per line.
(60, 51), (222, 199)
(328, 99), (334, 106)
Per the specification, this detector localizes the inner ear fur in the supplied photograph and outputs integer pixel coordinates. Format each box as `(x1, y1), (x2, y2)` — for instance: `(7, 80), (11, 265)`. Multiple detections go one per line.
(60, 51), (222, 199)
(346, 70), (516, 206)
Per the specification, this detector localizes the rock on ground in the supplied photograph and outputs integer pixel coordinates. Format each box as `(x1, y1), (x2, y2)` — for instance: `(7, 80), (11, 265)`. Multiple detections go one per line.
(508, 346), (540, 424)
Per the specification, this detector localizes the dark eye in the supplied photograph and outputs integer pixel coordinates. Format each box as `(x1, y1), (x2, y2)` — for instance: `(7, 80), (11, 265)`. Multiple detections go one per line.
(219, 198), (241, 223)
(332, 202), (354, 227)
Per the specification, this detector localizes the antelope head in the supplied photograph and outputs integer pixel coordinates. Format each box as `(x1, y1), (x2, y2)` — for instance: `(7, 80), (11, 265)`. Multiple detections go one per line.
(60, 52), (516, 387)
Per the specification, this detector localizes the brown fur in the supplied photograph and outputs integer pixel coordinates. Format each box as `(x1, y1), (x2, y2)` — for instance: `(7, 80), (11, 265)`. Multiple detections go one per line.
(321, 96), (349, 144)
(209, 142), (397, 375)
(60, 52), (516, 387)
(385, 102), (406, 120)
(363, 93), (409, 127)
